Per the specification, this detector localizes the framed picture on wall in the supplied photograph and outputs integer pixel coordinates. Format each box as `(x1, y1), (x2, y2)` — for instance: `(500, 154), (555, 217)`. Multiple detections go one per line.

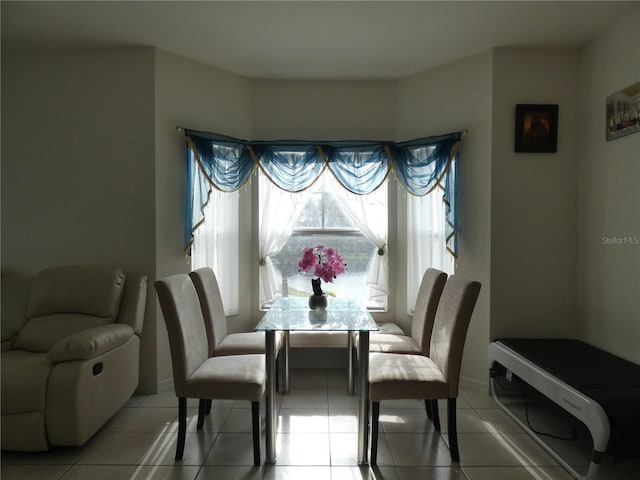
(514, 104), (558, 153)
(606, 81), (640, 141)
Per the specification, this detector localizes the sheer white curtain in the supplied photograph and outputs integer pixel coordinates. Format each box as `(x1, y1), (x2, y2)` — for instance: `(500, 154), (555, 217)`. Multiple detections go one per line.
(258, 172), (310, 307)
(191, 189), (240, 315)
(407, 188), (455, 314)
(326, 175), (389, 307)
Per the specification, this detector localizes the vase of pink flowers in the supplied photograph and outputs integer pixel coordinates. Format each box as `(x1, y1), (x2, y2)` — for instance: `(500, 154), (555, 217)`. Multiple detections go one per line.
(298, 246), (347, 310)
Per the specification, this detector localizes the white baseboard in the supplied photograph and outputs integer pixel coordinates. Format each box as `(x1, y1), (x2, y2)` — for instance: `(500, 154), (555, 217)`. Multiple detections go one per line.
(157, 377), (174, 392)
(460, 374), (489, 392)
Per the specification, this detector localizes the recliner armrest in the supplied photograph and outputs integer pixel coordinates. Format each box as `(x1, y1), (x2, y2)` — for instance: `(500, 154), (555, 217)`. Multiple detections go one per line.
(47, 324), (135, 362)
(117, 274), (148, 334)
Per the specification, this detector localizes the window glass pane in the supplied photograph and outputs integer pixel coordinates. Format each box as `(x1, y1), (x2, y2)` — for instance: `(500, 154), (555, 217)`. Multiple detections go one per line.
(260, 170), (388, 311)
(271, 233), (375, 305)
(323, 192), (355, 229)
(294, 188), (356, 230)
(296, 192), (322, 229)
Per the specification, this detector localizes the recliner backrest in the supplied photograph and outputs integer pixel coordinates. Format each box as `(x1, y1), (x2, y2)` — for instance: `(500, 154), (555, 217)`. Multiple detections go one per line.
(410, 268), (448, 355)
(13, 266), (128, 352)
(27, 266), (126, 320)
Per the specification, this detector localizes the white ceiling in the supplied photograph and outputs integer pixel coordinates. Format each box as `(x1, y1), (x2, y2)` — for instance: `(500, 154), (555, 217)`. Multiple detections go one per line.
(1, 1), (637, 80)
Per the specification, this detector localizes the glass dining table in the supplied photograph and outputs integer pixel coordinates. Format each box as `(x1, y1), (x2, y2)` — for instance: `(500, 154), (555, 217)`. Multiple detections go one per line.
(255, 296), (379, 465)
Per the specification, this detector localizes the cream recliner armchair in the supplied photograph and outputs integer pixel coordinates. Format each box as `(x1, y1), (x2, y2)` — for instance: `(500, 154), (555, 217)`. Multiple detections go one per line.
(1, 265), (147, 451)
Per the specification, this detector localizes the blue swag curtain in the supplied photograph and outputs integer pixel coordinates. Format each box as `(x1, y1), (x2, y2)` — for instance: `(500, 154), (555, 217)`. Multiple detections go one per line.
(183, 129), (462, 256)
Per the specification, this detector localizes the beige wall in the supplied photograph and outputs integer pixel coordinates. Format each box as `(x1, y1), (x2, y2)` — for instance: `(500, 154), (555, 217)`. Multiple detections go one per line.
(490, 49), (580, 342)
(154, 50), (253, 386)
(1, 48), (158, 392)
(396, 52), (494, 384)
(251, 80), (397, 141)
(578, 7), (640, 363)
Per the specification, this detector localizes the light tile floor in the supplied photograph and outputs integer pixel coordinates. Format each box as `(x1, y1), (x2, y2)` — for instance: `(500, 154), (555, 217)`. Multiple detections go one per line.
(2, 369), (639, 480)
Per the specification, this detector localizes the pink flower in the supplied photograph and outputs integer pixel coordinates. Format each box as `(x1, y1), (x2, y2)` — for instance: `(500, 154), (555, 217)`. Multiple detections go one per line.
(297, 247), (318, 271)
(298, 246), (347, 285)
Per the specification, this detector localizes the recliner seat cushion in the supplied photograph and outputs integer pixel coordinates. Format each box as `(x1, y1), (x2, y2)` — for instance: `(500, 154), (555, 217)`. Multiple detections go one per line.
(13, 314), (112, 353)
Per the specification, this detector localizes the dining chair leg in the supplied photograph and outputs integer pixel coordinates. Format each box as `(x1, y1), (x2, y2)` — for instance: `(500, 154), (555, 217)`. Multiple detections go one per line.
(197, 399), (207, 430)
(431, 400), (440, 424)
(370, 401), (380, 465)
(206, 399), (212, 414)
(251, 401), (261, 466)
(431, 399), (441, 431)
(176, 397), (187, 460)
(424, 399), (433, 419)
(448, 398), (460, 462)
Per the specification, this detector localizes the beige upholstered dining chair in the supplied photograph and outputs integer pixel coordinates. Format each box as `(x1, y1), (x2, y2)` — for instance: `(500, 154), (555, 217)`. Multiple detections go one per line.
(189, 267), (286, 392)
(189, 267), (280, 356)
(368, 274), (481, 464)
(368, 268), (447, 355)
(353, 268), (447, 417)
(155, 274), (265, 464)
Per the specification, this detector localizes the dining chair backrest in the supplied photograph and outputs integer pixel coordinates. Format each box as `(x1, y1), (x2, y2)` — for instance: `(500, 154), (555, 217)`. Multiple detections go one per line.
(189, 267), (227, 356)
(411, 268), (448, 355)
(428, 274), (481, 397)
(155, 274), (209, 398)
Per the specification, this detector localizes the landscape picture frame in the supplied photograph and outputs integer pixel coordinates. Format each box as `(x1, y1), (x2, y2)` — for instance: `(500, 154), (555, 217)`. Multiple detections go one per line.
(606, 81), (640, 141)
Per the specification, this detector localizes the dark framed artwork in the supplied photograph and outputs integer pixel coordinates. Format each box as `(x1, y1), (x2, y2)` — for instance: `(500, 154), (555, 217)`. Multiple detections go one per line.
(606, 81), (640, 141)
(514, 104), (559, 153)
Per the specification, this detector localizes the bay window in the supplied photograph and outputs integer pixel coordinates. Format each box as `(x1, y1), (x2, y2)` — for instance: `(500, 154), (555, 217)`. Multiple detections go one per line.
(182, 128), (461, 317)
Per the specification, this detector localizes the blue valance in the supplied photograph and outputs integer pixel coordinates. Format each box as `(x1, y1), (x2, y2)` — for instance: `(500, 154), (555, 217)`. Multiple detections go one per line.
(183, 129), (462, 256)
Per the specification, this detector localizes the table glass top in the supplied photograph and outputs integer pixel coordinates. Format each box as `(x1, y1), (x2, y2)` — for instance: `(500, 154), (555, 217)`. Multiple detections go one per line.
(254, 296), (379, 332)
